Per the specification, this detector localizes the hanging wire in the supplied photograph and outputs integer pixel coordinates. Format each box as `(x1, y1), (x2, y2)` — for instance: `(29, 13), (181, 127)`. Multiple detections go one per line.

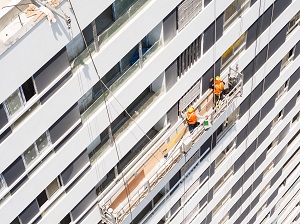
(67, 0), (136, 221)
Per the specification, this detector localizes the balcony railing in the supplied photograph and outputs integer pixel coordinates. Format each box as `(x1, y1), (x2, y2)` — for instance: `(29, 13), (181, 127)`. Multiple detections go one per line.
(99, 71), (243, 224)
(81, 39), (162, 122)
(71, 0), (151, 72)
(90, 86), (164, 164)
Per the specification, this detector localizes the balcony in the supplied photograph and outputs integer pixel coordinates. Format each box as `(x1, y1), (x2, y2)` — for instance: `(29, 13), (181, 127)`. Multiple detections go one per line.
(70, 0), (151, 72)
(99, 71), (243, 224)
(89, 84), (164, 165)
(80, 39), (162, 123)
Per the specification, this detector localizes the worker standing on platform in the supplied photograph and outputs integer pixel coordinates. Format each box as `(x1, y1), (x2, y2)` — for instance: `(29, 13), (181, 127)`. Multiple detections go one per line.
(179, 107), (208, 133)
(210, 76), (225, 106)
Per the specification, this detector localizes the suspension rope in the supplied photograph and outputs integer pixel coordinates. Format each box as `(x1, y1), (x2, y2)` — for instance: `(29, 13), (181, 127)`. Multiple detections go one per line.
(67, 1), (134, 221)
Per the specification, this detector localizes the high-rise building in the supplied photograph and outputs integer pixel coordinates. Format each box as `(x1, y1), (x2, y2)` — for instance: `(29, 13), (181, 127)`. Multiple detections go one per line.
(0, 0), (299, 223)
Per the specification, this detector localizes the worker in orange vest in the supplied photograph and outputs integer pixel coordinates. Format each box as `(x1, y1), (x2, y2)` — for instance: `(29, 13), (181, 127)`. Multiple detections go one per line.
(180, 107), (208, 133)
(210, 76), (225, 106)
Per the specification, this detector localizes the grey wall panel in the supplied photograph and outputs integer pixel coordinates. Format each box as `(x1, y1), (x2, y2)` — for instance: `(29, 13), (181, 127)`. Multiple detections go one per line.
(33, 48), (69, 93)
(200, 167), (209, 182)
(267, 188), (278, 206)
(251, 0), (258, 6)
(272, 0), (292, 22)
(216, 13), (223, 41)
(242, 60), (254, 84)
(261, 94), (275, 120)
(289, 67), (300, 90)
(249, 215), (256, 224)
(204, 0), (212, 7)
(239, 94), (251, 118)
(61, 150), (89, 185)
(202, 65), (213, 95)
(165, 60), (178, 91)
(3, 156), (25, 186)
(40, 72), (72, 104)
(203, 22), (214, 53)
(49, 103), (81, 143)
(257, 124), (271, 147)
(264, 62), (281, 91)
(236, 126), (247, 147)
(253, 173), (263, 190)
(279, 124), (290, 142)
(229, 199), (240, 217)
(246, 21), (258, 49)
(167, 103), (178, 127)
(169, 170), (181, 189)
(244, 164), (254, 182)
(19, 201), (39, 224)
(251, 195), (259, 209)
(0, 127), (11, 144)
(284, 94), (297, 118)
(234, 155), (243, 173)
(239, 206), (250, 223)
(71, 189), (97, 221)
(268, 25), (288, 59)
(0, 104), (8, 129)
(294, 41), (300, 58)
(248, 113), (259, 135)
(255, 149), (266, 169)
(251, 81), (263, 105)
(271, 169), (282, 186)
(254, 46), (267, 73)
(163, 10), (177, 45)
(240, 187), (251, 204)
(258, 6), (272, 37)
(10, 176), (28, 194)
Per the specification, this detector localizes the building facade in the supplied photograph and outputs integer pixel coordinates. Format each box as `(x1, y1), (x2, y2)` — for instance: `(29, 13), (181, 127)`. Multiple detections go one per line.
(0, 0), (299, 223)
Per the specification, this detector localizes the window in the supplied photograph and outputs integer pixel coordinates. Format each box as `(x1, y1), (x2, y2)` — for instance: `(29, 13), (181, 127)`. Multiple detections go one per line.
(267, 136), (279, 154)
(292, 112), (299, 125)
(221, 32), (246, 69)
(214, 166), (233, 193)
(297, 90), (300, 102)
(3, 77), (37, 119)
(22, 131), (51, 166)
(276, 80), (289, 101)
(281, 47), (295, 71)
(224, 0), (250, 29)
(257, 203), (267, 217)
(215, 141), (235, 168)
(0, 174), (6, 193)
(287, 11), (300, 35)
(46, 177), (61, 198)
(260, 182), (270, 198)
(272, 110), (283, 129)
(263, 161), (274, 178)
(212, 190), (231, 217)
(220, 212), (229, 224)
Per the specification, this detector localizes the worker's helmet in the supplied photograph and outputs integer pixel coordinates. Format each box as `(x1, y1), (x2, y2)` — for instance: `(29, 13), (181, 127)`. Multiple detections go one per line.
(188, 107), (194, 113)
(215, 76), (221, 81)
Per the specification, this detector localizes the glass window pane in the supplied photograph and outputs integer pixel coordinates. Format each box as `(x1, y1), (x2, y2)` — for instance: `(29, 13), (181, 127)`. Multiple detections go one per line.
(0, 175), (5, 192)
(46, 178), (60, 198)
(23, 144), (38, 165)
(4, 89), (24, 116)
(36, 132), (50, 152)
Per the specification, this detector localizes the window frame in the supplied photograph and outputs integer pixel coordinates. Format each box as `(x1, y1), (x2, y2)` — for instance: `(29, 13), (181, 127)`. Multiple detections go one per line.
(287, 11), (300, 35)
(22, 131), (52, 167)
(221, 32), (247, 70)
(223, 0), (250, 30)
(281, 47), (296, 71)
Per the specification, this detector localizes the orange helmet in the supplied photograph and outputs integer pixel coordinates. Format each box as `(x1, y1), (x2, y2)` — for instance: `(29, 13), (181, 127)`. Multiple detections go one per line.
(188, 107), (194, 113)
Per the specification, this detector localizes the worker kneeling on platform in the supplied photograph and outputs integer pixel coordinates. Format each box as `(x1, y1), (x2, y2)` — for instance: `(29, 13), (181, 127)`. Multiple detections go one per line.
(180, 107), (208, 133)
(210, 76), (225, 106)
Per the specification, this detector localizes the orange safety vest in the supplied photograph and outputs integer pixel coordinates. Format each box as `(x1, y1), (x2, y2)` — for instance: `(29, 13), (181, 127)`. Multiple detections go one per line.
(214, 80), (224, 96)
(186, 111), (197, 124)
